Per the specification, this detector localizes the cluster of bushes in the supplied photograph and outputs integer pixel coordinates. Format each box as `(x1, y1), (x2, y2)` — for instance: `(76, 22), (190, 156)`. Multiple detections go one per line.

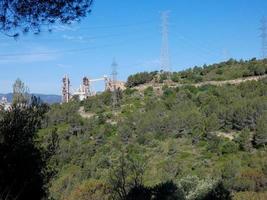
(126, 71), (158, 87)
(174, 58), (267, 83)
(126, 180), (231, 200)
(81, 91), (112, 113)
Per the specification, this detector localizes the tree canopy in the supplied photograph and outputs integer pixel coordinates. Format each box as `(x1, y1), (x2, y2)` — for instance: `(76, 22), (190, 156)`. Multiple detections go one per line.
(12, 78), (30, 104)
(0, 96), (49, 200)
(0, 0), (94, 37)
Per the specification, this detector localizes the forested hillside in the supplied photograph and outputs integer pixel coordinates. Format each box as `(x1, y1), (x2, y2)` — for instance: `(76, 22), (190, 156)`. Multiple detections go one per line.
(37, 59), (267, 200)
(126, 58), (267, 87)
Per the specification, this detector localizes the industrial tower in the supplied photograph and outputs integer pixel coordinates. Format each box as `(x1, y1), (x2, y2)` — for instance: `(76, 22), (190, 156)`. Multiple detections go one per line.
(160, 11), (171, 74)
(83, 77), (90, 95)
(62, 75), (70, 103)
(260, 17), (267, 59)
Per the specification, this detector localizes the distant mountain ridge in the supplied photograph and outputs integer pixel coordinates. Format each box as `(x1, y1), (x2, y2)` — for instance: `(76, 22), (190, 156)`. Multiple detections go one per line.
(0, 93), (61, 104)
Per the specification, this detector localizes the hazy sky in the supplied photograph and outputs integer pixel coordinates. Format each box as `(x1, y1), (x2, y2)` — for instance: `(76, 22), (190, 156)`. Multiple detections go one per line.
(0, 0), (266, 94)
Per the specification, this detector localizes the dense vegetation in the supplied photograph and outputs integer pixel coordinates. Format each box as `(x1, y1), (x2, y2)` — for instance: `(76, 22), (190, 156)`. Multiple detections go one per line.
(1, 60), (267, 200)
(39, 67), (267, 199)
(126, 58), (267, 87)
(0, 97), (49, 199)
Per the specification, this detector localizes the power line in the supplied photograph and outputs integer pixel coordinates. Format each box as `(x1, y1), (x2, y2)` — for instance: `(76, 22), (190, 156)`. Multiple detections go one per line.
(77, 20), (156, 30)
(172, 32), (223, 60)
(0, 24), (157, 42)
(0, 43), (121, 57)
(0, 34), (154, 58)
(0, 19), (157, 46)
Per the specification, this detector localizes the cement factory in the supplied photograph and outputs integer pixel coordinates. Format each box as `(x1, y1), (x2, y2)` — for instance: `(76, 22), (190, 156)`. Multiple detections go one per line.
(61, 75), (125, 103)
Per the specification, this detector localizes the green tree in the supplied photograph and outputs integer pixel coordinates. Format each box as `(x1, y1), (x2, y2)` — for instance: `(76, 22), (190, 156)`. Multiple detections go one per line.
(126, 181), (185, 200)
(254, 113), (267, 148)
(0, 96), (49, 200)
(152, 181), (185, 200)
(235, 128), (252, 151)
(12, 78), (30, 105)
(126, 72), (157, 87)
(109, 153), (145, 200)
(204, 113), (220, 133)
(201, 181), (232, 200)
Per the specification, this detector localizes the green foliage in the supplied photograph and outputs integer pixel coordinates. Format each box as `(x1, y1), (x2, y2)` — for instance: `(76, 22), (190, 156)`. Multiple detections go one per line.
(234, 129), (252, 152)
(126, 71), (157, 88)
(67, 179), (111, 200)
(204, 113), (220, 132)
(152, 181), (185, 200)
(232, 169), (267, 192)
(126, 181), (185, 200)
(201, 181), (232, 200)
(179, 176), (217, 200)
(82, 91), (112, 113)
(12, 78), (30, 104)
(221, 160), (241, 190)
(126, 59), (267, 88)
(0, 96), (48, 200)
(45, 101), (81, 126)
(248, 64), (266, 76)
(33, 65), (267, 199)
(221, 140), (239, 154)
(125, 179), (232, 200)
(233, 191), (267, 200)
(254, 112), (267, 148)
(144, 86), (154, 97)
(108, 153), (146, 199)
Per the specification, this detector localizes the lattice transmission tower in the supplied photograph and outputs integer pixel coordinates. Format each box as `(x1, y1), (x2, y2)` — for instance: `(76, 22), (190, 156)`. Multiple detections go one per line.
(260, 17), (267, 59)
(160, 11), (171, 74)
(111, 58), (118, 110)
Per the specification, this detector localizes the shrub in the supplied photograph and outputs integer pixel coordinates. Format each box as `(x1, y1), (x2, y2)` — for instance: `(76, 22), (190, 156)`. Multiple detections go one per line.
(254, 112), (267, 148)
(201, 181), (232, 200)
(152, 181), (185, 200)
(126, 72), (157, 87)
(67, 179), (111, 200)
(234, 129), (252, 152)
(221, 140), (239, 154)
(233, 191), (267, 200)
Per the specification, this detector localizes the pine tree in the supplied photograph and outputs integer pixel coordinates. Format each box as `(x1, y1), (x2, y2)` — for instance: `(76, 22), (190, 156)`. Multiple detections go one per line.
(254, 113), (267, 148)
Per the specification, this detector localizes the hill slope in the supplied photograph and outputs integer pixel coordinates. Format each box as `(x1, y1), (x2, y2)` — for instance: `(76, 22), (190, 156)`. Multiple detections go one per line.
(126, 58), (267, 88)
(38, 59), (267, 200)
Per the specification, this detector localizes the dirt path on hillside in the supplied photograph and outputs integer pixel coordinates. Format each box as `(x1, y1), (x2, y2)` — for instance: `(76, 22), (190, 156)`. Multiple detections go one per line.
(216, 131), (235, 140)
(78, 106), (95, 119)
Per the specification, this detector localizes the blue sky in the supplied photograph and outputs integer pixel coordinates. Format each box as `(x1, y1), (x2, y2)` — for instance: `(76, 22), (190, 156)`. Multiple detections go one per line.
(0, 0), (266, 94)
